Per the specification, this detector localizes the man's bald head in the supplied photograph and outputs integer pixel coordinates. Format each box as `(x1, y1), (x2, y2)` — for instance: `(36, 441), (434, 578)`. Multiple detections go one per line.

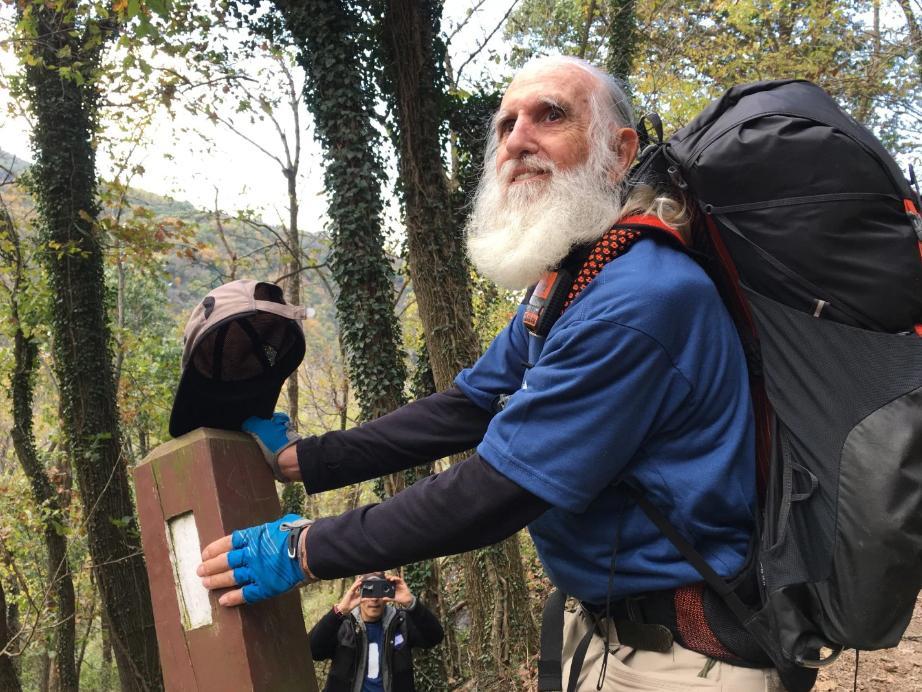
(511, 55), (635, 130)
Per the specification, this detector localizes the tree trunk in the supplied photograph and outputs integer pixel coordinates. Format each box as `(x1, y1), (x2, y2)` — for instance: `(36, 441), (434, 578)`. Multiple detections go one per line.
(896, 0), (922, 86)
(281, 482), (307, 515)
(10, 329), (78, 692)
(6, 580), (19, 677)
(401, 346), (452, 690)
(578, 0), (599, 59)
(40, 649), (52, 692)
(75, 587), (97, 683)
(0, 579), (22, 692)
(378, 0), (479, 390)
(606, 0), (637, 83)
(855, 0), (881, 123)
(1, 177), (78, 692)
(378, 0), (538, 683)
(20, 4), (162, 689)
(285, 167), (301, 428)
(101, 612), (115, 691)
(274, 0), (408, 426)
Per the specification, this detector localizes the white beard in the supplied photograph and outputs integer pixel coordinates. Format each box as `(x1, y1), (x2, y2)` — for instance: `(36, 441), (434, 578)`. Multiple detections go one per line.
(465, 156), (624, 290)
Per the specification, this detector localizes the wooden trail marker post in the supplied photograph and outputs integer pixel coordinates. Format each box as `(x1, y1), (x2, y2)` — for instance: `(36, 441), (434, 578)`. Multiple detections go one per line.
(134, 428), (318, 691)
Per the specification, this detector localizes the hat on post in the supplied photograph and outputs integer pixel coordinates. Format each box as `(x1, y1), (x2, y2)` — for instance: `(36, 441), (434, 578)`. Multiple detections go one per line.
(169, 279), (307, 438)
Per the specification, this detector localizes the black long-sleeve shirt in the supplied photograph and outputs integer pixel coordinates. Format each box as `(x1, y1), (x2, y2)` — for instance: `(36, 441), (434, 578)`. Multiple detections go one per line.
(298, 387), (550, 578)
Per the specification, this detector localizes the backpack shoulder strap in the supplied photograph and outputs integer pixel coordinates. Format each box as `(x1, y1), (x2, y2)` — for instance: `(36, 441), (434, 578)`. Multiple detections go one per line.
(538, 589), (567, 691)
(523, 214), (683, 345)
(612, 214), (686, 248)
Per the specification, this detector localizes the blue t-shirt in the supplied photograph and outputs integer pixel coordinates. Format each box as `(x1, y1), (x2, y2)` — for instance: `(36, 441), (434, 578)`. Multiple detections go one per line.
(362, 620), (385, 692)
(455, 237), (756, 604)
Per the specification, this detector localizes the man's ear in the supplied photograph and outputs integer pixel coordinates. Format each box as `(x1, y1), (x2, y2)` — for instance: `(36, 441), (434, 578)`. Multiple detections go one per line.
(614, 126), (639, 172)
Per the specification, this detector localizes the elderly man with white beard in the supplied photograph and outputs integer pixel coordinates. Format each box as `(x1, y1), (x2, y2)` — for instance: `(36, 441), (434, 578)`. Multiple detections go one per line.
(199, 56), (780, 690)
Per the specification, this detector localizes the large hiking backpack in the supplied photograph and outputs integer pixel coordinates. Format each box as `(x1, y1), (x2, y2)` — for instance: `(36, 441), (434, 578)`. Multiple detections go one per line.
(631, 79), (922, 690)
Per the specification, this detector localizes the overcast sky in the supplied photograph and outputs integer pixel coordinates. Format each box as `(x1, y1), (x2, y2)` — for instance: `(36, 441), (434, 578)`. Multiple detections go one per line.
(0, 1), (516, 230)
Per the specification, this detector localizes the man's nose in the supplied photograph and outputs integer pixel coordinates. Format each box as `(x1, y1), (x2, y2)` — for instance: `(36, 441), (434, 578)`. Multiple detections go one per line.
(504, 118), (539, 159)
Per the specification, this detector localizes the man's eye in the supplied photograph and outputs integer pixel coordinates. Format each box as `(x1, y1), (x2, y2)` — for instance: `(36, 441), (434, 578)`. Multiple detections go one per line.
(499, 119), (515, 136)
(547, 107), (564, 122)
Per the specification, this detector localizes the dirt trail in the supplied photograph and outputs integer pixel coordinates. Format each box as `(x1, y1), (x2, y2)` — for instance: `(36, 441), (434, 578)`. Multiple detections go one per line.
(814, 595), (922, 691)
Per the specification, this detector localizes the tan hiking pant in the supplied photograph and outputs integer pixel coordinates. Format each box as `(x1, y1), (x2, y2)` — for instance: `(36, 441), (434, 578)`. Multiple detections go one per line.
(561, 609), (785, 691)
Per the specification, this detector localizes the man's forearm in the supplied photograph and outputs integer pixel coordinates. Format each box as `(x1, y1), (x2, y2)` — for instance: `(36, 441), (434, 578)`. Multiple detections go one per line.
(304, 453), (550, 577)
(297, 386), (493, 493)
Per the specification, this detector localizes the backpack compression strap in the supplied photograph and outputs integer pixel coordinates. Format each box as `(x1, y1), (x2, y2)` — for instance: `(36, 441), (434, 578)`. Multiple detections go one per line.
(907, 198), (922, 337)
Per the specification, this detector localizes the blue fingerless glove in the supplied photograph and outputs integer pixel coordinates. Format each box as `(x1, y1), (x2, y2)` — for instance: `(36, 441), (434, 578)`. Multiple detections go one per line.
(242, 412), (301, 482)
(228, 514), (314, 604)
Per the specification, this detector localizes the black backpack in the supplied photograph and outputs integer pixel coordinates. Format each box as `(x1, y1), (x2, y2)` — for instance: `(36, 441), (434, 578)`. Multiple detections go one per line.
(629, 79), (922, 690)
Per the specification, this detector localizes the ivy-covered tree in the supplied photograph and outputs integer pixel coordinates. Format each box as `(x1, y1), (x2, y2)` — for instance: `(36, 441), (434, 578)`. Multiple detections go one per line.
(0, 577), (21, 692)
(606, 0), (636, 81)
(376, 0), (538, 683)
(896, 0), (921, 85)
(239, 0), (410, 430)
(13, 1), (163, 688)
(0, 187), (77, 692)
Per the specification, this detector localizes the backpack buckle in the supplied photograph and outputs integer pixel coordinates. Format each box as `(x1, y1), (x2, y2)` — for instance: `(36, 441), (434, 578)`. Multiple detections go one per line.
(667, 164), (687, 191)
(909, 211), (922, 241)
(905, 199), (922, 241)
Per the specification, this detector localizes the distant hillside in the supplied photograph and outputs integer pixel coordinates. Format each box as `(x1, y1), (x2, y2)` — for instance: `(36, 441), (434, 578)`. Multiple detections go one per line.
(0, 149), (30, 178)
(125, 187), (203, 220)
(0, 148), (335, 321)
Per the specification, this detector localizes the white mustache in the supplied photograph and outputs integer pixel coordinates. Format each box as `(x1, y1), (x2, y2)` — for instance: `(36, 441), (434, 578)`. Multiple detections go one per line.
(498, 156), (557, 186)
(465, 155), (624, 290)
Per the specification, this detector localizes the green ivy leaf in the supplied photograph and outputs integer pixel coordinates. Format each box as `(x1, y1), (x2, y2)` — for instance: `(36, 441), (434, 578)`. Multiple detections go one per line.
(146, 0), (171, 17)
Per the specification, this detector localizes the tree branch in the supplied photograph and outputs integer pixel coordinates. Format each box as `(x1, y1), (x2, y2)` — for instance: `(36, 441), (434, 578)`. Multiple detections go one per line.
(445, 0), (489, 47)
(454, 0), (521, 86)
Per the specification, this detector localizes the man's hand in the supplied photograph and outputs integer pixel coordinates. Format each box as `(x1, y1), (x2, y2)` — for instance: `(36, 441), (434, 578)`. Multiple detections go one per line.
(386, 575), (415, 608)
(197, 514), (313, 606)
(337, 578), (363, 614)
(242, 413), (301, 482)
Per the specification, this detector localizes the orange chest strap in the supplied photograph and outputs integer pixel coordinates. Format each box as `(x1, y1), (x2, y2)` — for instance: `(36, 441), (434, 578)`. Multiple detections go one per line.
(523, 215), (684, 339)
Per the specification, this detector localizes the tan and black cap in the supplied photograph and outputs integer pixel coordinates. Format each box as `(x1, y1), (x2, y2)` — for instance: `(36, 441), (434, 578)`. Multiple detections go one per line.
(169, 279), (306, 438)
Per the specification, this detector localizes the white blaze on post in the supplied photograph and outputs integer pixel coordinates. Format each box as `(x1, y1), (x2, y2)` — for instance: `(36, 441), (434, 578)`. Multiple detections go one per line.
(166, 512), (213, 630)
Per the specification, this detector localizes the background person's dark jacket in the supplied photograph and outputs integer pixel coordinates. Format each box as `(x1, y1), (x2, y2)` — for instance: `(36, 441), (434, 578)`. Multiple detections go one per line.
(309, 600), (444, 692)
